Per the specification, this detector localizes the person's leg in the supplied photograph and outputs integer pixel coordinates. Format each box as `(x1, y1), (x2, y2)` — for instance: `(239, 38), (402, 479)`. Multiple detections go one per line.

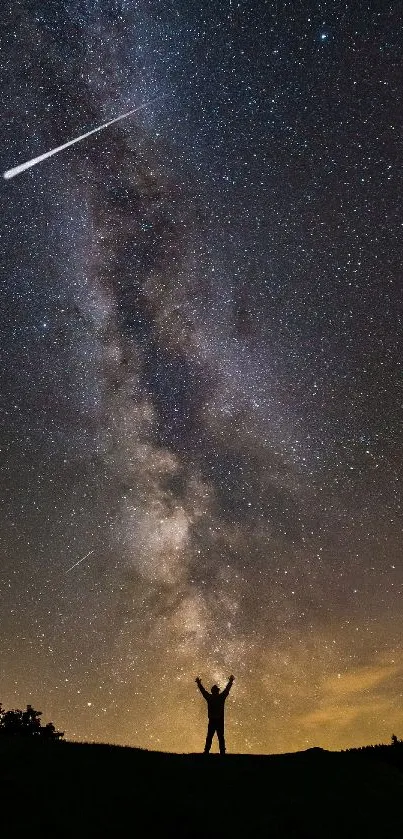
(217, 721), (226, 755)
(204, 721), (215, 753)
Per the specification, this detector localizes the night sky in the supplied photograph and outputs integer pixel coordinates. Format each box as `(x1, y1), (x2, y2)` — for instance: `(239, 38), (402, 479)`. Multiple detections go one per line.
(1, 1), (402, 753)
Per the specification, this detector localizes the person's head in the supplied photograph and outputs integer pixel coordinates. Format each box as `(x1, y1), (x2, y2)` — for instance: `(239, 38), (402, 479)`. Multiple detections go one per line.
(211, 685), (220, 695)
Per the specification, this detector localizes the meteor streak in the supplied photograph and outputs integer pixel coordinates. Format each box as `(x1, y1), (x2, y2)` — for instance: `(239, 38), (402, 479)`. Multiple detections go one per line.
(65, 550), (94, 574)
(3, 97), (165, 180)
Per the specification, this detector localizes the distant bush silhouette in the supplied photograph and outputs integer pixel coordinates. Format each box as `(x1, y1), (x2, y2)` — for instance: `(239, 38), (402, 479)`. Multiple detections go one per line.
(346, 737), (403, 773)
(0, 703), (64, 739)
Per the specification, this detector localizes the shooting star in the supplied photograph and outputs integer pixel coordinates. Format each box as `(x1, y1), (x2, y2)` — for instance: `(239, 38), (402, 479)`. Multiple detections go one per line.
(3, 96), (166, 180)
(65, 549), (94, 574)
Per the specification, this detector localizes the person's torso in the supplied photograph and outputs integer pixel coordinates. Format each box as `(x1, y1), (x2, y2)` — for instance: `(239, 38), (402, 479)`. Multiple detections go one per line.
(207, 694), (225, 720)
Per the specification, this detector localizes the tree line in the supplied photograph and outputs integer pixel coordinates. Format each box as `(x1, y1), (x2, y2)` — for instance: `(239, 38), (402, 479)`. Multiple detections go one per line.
(0, 703), (64, 740)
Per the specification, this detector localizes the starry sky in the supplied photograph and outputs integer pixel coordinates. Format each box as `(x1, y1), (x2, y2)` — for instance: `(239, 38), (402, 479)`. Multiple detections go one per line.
(1, 0), (402, 753)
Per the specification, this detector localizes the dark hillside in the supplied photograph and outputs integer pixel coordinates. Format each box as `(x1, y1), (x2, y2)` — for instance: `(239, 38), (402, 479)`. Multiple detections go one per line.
(1, 738), (403, 837)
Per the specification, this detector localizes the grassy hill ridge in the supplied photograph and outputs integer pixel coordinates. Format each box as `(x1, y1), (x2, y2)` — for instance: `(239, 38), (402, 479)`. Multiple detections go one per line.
(1, 738), (403, 837)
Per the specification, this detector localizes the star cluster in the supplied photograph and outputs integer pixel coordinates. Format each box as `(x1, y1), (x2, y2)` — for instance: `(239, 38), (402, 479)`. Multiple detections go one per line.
(1, 1), (402, 753)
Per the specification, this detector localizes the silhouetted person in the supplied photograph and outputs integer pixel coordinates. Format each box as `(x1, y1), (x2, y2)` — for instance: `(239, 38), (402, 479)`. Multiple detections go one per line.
(196, 675), (234, 754)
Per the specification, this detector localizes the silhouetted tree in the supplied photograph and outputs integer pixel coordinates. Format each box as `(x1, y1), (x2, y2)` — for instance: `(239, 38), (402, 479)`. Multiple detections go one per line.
(391, 734), (401, 746)
(42, 721), (63, 739)
(0, 703), (64, 739)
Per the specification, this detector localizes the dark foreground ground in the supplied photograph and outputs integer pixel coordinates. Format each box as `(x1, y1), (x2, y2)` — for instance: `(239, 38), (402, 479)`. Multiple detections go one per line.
(1, 738), (403, 837)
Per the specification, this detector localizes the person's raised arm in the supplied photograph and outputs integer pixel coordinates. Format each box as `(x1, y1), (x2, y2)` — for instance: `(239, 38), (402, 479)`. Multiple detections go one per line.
(195, 677), (209, 700)
(222, 675), (234, 699)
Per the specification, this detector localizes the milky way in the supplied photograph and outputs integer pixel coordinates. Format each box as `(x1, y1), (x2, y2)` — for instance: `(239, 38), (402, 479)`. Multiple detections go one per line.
(1, 2), (402, 753)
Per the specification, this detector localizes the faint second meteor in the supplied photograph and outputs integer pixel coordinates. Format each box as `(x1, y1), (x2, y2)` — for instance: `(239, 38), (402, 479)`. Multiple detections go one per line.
(3, 97), (165, 180)
(65, 549), (94, 574)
